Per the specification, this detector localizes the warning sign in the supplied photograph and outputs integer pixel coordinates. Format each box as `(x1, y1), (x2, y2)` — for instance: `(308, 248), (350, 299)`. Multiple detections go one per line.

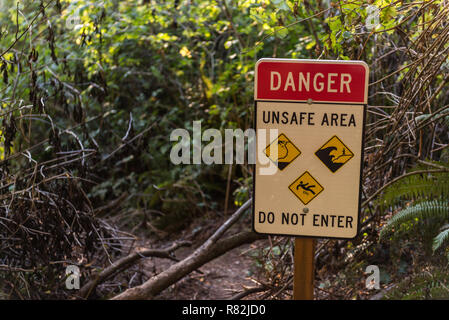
(288, 171), (324, 205)
(264, 133), (301, 170)
(253, 58), (368, 239)
(315, 135), (354, 173)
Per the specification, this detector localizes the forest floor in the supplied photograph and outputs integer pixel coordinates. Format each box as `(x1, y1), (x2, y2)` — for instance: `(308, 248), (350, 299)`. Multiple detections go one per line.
(128, 212), (391, 300)
(152, 242), (260, 300)
(133, 212), (265, 300)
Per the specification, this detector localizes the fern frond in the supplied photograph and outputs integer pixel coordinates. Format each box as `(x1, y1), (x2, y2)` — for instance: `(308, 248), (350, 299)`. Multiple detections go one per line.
(432, 227), (449, 252)
(380, 200), (449, 239)
(379, 173), (449, 207)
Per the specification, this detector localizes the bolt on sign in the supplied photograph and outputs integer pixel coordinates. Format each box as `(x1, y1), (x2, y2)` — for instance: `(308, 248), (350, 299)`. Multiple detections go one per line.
(253, 58), (368, 239)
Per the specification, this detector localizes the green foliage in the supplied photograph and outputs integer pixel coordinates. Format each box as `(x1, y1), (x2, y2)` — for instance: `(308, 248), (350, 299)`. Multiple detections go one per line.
(1, 0), (354, 231)
(384, 267), (449, 300)
(380, 200), (449, 239)
(432, 227), (449, 253)
(380, 173), (449, 208)
(1, 0), (446, 232)
(0, 0), (449, 299)
(379, 167), (449, 255)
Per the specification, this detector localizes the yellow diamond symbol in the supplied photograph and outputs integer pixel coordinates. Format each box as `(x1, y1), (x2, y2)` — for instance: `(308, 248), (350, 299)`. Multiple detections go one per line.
(315, 135), (354, 173)
(264, 133), (301, 170)
(289, 171), (324, 205)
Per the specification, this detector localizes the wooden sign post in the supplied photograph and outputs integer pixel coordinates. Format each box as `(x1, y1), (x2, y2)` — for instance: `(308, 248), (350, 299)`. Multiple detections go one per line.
(293, 238), (315, 300)
(252, 59), (369, 300)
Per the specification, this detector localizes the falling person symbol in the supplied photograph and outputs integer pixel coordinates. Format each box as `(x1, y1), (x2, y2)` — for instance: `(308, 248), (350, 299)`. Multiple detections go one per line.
(289, 171), (324, 205)
(296, 181), (316, 195)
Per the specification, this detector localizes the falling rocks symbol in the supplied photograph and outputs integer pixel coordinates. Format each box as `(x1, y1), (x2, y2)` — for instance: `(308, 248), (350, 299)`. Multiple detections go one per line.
(264, 133), (301, 171)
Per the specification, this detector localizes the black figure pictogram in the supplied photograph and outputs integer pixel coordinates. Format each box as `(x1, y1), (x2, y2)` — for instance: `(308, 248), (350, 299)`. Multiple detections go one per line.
(296, 181), (316, 195)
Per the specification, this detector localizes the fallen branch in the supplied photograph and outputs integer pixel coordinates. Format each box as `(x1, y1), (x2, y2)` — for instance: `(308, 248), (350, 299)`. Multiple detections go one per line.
(369, 283), (397, 300)
(111, 199), (264, 300)
(79, 241), (192, 299)
(229, 285), (268, 300)
(112, 230), (263, 300)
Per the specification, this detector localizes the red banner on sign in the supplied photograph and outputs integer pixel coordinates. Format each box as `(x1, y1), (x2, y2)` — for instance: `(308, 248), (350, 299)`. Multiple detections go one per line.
(255, 59), (368, 104)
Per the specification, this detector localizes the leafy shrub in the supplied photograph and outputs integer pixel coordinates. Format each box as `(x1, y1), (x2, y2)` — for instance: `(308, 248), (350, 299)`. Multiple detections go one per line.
(379, 167), (449, 256)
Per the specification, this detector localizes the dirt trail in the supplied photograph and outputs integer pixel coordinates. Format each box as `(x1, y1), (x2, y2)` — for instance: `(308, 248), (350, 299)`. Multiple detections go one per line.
(143, 241), (260, 300)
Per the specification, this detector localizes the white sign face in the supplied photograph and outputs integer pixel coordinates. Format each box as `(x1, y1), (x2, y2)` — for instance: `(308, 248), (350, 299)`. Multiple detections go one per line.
(253, 59), (368, 239)
(253, 101), (365, 239)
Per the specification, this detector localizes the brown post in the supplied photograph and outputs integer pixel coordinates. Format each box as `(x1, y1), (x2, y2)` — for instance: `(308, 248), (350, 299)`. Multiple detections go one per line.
(293, 238), (315, 300)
